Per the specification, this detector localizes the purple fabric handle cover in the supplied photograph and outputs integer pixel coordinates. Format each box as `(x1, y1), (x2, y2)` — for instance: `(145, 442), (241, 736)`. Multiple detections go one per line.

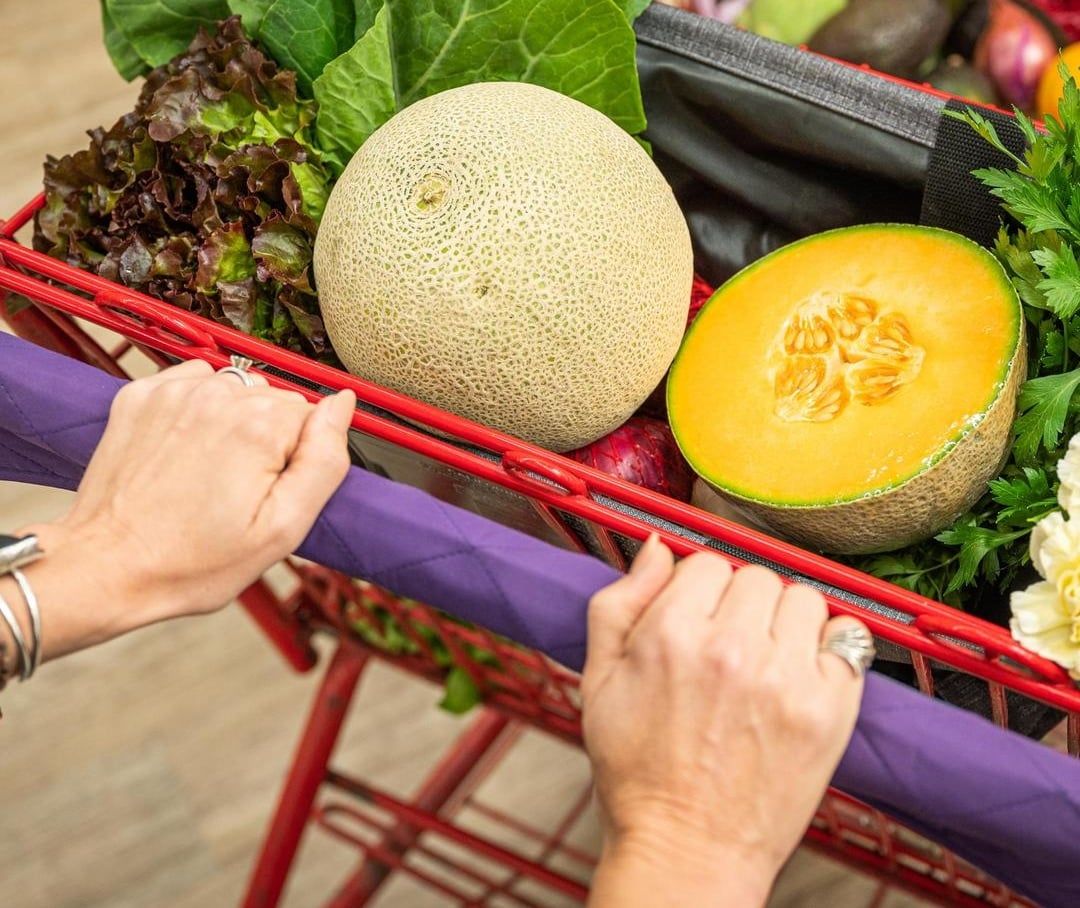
(1, 332), (1078, 906)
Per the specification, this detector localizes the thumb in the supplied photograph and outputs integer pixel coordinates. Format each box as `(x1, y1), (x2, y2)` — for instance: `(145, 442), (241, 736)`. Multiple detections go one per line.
(586, 534), (674, 670)
(263, 389), (356, 548)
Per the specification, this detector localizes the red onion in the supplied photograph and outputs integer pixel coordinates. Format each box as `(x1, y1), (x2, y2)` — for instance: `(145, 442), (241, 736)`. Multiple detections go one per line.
(692, 0), (753, 22)
(655, 0), (753, 22)
(567, 416), (695, 502)
(975, 0), (1060, 112)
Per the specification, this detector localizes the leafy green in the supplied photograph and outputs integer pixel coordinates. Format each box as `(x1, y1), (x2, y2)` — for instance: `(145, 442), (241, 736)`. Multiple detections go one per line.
(849, 78), (1080, 607)
(311, 4), (397, 172)
(36, 19), (336, 361)
(345, 585), (505, 715)
(615, 0), (652, 20)
(439, 667), (481, 714)
(99, 1), (649, 181)
(101, 1), (150, 80)
(256, 0), (356, 94)
(102, 0), (231, 71)
(225, 0), (274, 35)
(935, 520), (1030, 595)
(1012, 368), (1080, 464)
(1031, 243), (1080, 318)
(312, 0), (647, 175)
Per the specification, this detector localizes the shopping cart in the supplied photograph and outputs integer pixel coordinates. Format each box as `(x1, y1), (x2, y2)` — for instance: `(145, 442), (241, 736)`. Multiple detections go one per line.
(3, 185), (1077, 908)
(4, 5), (1080, 907)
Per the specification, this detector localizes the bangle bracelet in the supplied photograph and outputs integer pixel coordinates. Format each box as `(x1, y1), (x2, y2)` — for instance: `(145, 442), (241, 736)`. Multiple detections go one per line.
(0, 589), (30, 681)
(11, 570), (40, 678)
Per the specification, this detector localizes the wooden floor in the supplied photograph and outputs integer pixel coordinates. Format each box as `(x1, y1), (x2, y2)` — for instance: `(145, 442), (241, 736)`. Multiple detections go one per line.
(0, 2), (932, 905)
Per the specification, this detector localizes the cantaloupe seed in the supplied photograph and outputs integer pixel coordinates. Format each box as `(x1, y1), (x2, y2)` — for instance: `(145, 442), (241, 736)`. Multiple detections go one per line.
(314, 81), (694, 452)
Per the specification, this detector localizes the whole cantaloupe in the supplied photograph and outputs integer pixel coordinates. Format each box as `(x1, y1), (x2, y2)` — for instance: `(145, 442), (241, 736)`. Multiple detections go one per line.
(313, 81), (694, 452)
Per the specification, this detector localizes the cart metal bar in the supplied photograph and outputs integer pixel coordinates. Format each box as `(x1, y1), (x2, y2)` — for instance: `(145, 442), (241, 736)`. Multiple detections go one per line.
(323, 710), (515, 907)
(243, 644), (370, 908)
(324, 769), (591, 900)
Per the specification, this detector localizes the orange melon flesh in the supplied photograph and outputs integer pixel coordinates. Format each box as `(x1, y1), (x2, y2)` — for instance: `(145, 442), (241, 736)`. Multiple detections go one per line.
(667, 224), (1025, 554)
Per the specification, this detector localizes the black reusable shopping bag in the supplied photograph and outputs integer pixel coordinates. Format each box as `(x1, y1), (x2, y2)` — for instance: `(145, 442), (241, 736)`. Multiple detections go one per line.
(634, 3), (1024, 285)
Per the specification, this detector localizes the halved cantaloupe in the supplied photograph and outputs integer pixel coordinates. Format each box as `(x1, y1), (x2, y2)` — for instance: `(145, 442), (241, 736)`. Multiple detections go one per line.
(667, 224), (1026, 554)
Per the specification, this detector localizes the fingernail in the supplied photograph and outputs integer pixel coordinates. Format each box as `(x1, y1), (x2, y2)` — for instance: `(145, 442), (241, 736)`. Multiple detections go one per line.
(629, 533), (660, 576)
(322, 390), (356, 432)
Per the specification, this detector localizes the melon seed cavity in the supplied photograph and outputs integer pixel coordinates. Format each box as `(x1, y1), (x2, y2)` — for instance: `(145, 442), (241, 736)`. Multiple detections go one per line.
(770, 290), (925, 422)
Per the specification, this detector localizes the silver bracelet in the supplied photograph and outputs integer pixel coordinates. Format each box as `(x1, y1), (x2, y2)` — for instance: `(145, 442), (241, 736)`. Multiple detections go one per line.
(0, 589), (30, 681)
(11, 570), (41, 678)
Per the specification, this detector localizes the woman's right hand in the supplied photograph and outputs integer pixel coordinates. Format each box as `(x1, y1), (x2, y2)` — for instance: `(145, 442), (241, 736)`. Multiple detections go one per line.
(581, 537), (867, 906)
(17, 359), (356, 662)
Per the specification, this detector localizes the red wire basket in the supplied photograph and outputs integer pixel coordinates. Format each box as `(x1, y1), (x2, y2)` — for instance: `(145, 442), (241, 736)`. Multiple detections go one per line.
(1, 188), (1075, 906)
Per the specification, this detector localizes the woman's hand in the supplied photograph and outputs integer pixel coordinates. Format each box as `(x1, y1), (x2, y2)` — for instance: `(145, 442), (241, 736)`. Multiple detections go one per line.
(17, 360), (355, 660)
(581, 536), (866, 907)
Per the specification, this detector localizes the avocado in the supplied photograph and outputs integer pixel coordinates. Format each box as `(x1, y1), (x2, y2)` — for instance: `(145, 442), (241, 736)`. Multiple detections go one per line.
(927, 54), (1000, 105)
(808, 0), (953, 80)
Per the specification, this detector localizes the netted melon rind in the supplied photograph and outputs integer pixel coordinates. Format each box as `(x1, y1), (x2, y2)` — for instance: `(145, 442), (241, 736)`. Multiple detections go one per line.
(314, 81), (694, 452)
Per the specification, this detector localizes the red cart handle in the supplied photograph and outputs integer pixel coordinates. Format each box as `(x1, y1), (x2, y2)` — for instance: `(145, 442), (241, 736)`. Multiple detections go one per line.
(915, 613), (1073, 685)
(501, 450), (590, 499)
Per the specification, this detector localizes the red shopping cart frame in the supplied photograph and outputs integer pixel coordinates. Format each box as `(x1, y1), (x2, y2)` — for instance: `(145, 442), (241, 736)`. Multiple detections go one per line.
(2, 195), (1078, 715)
(0, 195), (1071, 907)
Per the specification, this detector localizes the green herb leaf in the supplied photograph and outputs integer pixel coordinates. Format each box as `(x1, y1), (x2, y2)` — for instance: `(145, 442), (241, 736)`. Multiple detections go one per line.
(994, 227), (1051, 314)
(1040, 327), (1068, 371)
(944, 108), (1025, 167)
(1012, 368), (1080, 464)
(1057, 59), (1080, 131)
(973, 166), (1079, 238)
(936, 522), (1029, 593)
(988, 466), (1057, 524)
(1032, 243), (1080, 319)
(857, 552), (922, 579)
(1019, 133), (1065, 182)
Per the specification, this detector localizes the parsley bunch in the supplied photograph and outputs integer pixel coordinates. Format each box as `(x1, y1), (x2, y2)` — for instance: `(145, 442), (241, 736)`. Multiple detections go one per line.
(847, 71), (1080, 609)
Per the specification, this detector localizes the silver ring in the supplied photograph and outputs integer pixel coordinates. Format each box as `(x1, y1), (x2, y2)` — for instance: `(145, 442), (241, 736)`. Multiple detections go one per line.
(819, 625), (876, 678)
(216, 355), (256, 388)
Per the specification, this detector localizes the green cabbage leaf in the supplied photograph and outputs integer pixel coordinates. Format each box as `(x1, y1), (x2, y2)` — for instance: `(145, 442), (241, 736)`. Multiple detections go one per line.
(100, 0), (648, 174)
